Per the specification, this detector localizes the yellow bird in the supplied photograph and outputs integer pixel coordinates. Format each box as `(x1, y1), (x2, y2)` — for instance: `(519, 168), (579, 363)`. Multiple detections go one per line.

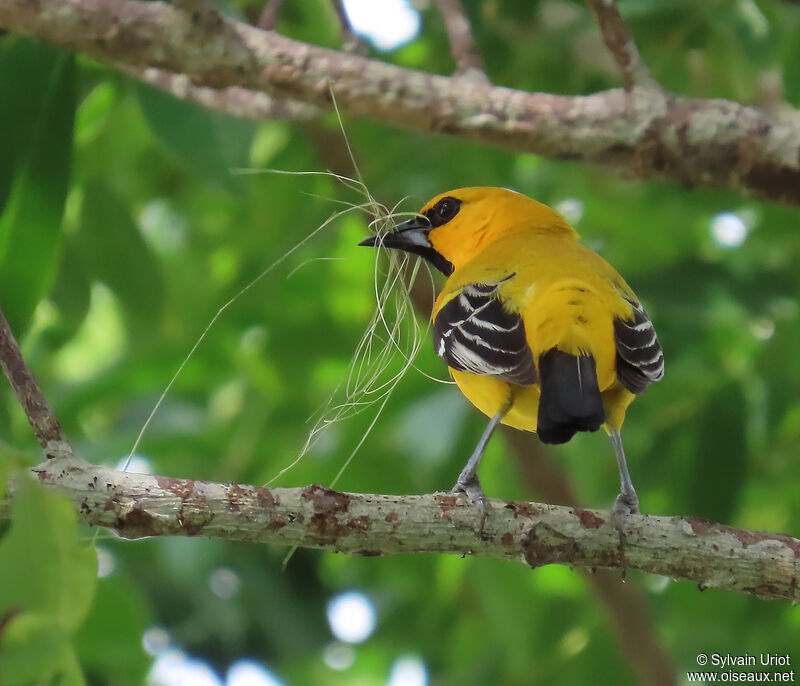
(360, 187), (663, 516)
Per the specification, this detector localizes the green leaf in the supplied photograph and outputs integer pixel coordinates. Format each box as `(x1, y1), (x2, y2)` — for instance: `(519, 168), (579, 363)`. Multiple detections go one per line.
(0, 478), (97, 633)
(688, 382), (748, 522)
(45, 236), (93, 349)
(0, 612), (72, 685)
(0, 452), (7, 501)
(58, 644), (88, 686)
(0, 38), (62, 211)
(76, 182), (164, 329)
(73, 575), (150, 683)
(136, 81), (254, 190)
(0, 39), (76, 335)
(75, 81), (116, 147)
(784, 26), (800, 107)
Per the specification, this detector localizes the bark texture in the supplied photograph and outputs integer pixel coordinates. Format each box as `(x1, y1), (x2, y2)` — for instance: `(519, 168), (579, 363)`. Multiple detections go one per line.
(1, 0), (800, 203)
(1, 449), (795, 603)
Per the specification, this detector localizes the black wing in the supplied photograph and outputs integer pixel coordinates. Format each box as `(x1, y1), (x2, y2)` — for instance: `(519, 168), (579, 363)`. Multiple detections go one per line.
(433, 278), (537, 386)
(614, 298), (664, 394)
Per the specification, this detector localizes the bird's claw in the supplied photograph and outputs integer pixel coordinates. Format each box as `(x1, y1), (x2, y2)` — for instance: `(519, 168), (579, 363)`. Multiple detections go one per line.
(613, 490), (639, 582)
(451, 476), (489, 531)
(613, 490), (639, 518)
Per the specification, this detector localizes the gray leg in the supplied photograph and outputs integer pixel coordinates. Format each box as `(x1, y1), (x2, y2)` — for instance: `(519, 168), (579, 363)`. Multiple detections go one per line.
(453, 411), (505, 490)
(452, 397), (513, 526)
(610, 430), (639, 516)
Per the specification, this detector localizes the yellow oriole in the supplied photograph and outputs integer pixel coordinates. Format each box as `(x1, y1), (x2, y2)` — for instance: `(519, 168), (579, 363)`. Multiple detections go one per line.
(360, 187), (663, 515)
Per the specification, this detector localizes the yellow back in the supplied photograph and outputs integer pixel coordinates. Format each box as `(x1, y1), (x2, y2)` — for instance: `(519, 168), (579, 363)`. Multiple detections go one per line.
(424, 188), (640, 408)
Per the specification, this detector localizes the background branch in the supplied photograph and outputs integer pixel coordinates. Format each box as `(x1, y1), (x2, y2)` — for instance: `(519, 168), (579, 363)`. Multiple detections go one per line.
(586, 0), (659, 90)
(257, 0), (284, 30)
(329, 0), (363, 53)
(506, 430), (676, 686)
(0, 306), (66, 449)
(2, 0), (800, 203)
(434, 0), (488, 80)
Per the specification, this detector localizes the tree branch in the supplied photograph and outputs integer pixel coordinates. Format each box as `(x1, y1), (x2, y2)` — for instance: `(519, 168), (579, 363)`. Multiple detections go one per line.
(1, 252), (799, 608)
(1, 3), (799, 612)
(2, 0), (800, 203)
(0, 306), (66, 450)
(585, 0), (659, 90)
(257, 0), (284, 31)
(329, 0), (364, 54)
(0, 453), (793, 602)
(506, 430), (677, 685)
(434, 0), (488, 81)
(121, 65), (319, 121)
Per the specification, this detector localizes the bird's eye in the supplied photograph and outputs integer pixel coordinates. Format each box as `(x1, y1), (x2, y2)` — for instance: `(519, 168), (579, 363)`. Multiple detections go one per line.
(432, 197), (460, 224)
(437, 199), (455, 219)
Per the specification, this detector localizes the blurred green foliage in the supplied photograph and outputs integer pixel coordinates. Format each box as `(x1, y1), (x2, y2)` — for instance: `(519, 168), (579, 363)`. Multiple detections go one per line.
(2, 0), (800, 683)
(0, 479), (97, 684)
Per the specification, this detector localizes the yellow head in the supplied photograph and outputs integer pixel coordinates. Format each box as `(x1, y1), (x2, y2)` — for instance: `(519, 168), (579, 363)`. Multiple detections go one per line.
(360, 187), (577, 275)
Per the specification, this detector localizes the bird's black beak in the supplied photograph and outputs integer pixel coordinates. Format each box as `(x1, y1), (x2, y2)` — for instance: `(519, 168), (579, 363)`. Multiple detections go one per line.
(359, 216), (453, 276)
(358, 216), (432, 249)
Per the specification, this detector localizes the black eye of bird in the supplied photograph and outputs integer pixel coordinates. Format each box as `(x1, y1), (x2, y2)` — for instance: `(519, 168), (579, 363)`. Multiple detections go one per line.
(428, 197), (461, 226)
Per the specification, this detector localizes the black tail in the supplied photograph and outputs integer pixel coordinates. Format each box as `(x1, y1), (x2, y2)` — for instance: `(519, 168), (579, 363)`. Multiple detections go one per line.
(537, 349), (605, 444)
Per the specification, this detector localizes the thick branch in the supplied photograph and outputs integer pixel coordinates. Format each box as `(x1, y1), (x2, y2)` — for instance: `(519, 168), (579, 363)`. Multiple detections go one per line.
(586, 0), (658, 90)
(2, 0), (800, 203)
(121, 65), (319, 121)
(1, 454), (794, 602)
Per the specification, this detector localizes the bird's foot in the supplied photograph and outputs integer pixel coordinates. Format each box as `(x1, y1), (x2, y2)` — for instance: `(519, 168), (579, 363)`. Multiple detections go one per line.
(612, 490), (639, 582)
(451, 475), (489, 531)
(613, 490), (639, 518)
